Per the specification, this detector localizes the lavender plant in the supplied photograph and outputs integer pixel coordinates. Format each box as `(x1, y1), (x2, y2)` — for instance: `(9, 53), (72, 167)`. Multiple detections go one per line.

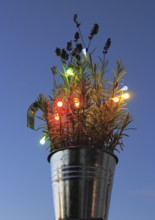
(27, 14), (133, 153)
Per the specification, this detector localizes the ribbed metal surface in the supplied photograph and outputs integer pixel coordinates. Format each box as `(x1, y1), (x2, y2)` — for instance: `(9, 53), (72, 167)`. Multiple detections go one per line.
(49, 147), (117, 220)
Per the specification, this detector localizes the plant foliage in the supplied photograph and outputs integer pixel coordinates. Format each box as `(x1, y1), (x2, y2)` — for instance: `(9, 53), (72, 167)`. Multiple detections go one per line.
(27, 14), (133, 153)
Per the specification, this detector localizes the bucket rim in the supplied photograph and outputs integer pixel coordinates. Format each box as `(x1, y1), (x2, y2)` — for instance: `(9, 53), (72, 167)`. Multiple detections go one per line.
(47, 146), (118, 164)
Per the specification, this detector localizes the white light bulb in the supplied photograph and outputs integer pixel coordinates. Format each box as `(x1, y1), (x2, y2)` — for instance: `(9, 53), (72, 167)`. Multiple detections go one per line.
(82, 48), (87, 56)
(121, 86), (128, 91)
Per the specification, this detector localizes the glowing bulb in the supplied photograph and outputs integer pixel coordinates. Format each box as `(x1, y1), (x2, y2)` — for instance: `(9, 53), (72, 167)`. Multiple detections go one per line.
(112, 97), (119, 103)
(74, 98), (80, 108)
(75, 102), (80, 108)
(66, 67), (74, 76)
(54, 113), (59, 120)
(121, 86), (128, 91)
(121, 92), (130, 99)
(82, 48), (87, 56)
(57, 101), (63, 107)
(40, 136), (46, 145)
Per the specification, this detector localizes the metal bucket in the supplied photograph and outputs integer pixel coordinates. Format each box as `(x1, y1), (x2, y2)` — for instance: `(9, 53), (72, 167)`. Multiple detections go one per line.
(48, 146), (118, 220)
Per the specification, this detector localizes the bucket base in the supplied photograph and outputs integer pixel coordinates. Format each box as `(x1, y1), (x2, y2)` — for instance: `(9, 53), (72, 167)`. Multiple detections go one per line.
(59, 218), (103, 220)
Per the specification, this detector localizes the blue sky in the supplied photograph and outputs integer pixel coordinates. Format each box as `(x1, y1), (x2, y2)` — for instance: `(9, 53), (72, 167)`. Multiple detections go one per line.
(1, 0), (155, 219)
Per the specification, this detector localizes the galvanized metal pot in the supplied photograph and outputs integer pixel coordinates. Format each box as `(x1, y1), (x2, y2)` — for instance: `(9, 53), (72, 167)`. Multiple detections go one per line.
(48, 146), (118, 220)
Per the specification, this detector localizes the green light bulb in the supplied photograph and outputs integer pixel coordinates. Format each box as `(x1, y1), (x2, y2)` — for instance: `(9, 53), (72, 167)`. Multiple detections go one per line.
(66, 67), (74, 76)
(40, 136), (46, 145)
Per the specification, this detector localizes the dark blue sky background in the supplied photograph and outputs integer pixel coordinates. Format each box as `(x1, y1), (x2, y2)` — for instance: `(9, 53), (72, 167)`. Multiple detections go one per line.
(1, 0), (155, 219)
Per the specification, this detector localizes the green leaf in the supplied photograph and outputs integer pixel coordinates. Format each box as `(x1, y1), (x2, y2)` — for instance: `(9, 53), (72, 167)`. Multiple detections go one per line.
(27, 102), (39, 130)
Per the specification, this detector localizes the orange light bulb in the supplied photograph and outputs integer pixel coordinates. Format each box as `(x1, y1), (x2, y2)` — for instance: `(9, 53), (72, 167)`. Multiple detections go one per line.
(57, 101), (63, 107)
(54, 113), (59, 120)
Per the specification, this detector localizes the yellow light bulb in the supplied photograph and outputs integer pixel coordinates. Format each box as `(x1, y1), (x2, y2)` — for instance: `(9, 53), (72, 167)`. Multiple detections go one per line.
(40, 136), (46, 145)
(57, 101), (63, 107)
(54, 113), (59, 120)
(74, 98), (80, 107)
(112, 97), (119, 103)
(121, 92), (130, 99)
